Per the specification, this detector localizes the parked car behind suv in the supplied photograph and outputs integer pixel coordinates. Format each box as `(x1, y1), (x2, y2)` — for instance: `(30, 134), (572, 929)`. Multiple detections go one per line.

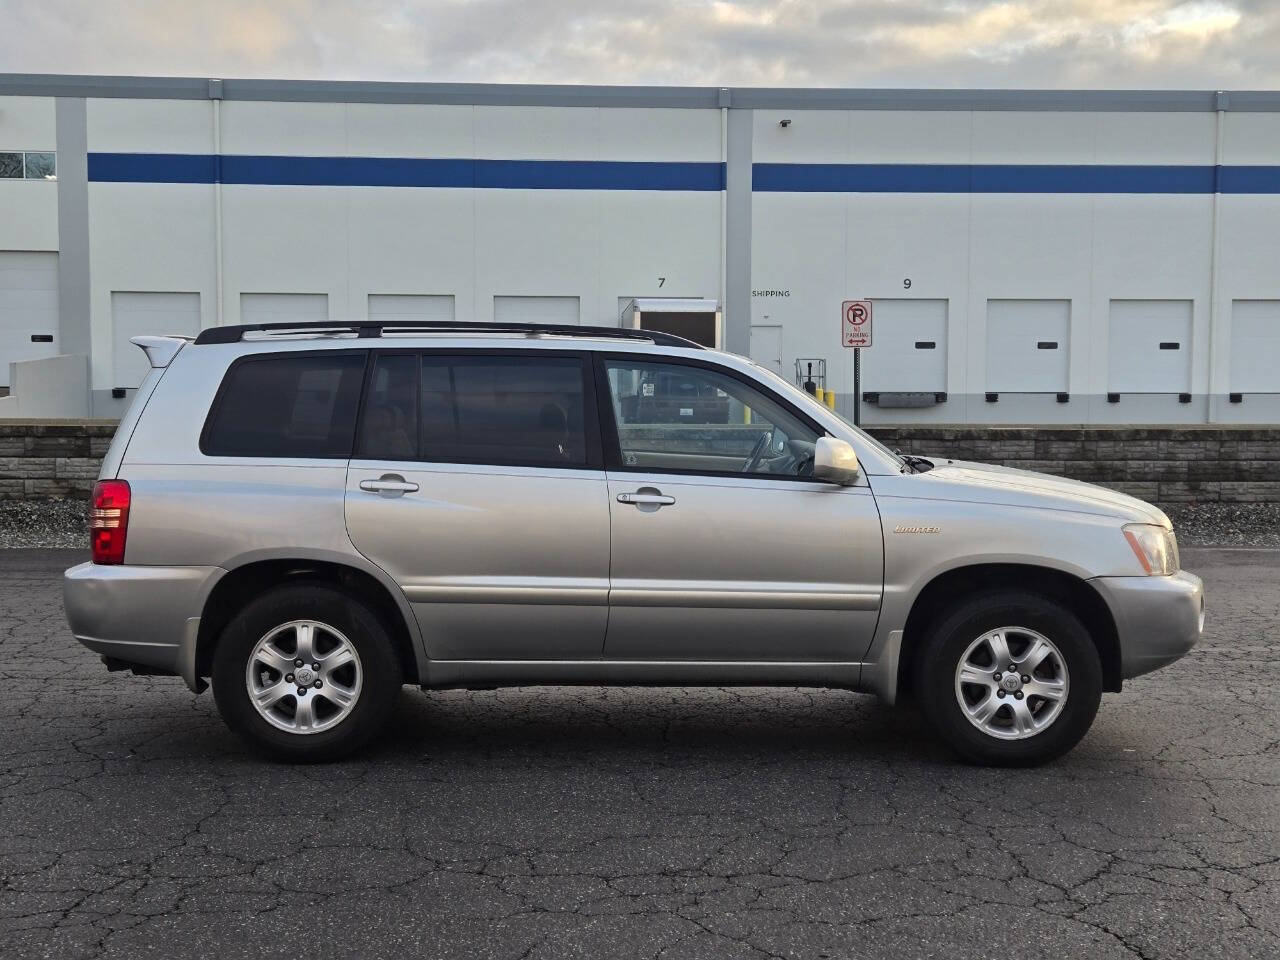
(65, 321), (1204, 765)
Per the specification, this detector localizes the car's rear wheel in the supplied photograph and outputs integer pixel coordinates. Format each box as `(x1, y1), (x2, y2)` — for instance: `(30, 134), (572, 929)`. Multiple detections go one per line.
(212, 583), (402, 762)
(913, 590), (1102, 766)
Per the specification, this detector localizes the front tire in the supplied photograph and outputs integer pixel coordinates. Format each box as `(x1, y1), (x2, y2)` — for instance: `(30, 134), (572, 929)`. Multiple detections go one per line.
(212, 583), (403, 762)
(913, 590), (1102, 766)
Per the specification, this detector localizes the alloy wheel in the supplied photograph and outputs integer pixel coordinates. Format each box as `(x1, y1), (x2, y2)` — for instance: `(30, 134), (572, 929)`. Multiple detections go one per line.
(954, 626), (1069, 740)
(245, 620), (363, 735)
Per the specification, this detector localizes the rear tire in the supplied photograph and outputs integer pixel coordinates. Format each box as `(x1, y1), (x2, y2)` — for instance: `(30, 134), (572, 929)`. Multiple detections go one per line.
(212, 583), (402, 762)
(912, 590), (1102, 766)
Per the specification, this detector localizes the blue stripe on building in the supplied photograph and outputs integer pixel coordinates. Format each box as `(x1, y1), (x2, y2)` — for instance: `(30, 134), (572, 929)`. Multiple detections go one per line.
(752, 162), (1280, 194)
(87, 154), (1280, 193)
(87, 153), (726, 190)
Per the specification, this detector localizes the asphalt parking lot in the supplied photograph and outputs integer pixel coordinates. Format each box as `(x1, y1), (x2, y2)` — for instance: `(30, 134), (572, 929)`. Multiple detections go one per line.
(2, 548), (1277, 960)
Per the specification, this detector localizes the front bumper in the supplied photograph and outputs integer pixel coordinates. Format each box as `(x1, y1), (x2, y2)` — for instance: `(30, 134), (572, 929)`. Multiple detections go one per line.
(63, 562), (225, 692)
(1090, 569), (1204, 680)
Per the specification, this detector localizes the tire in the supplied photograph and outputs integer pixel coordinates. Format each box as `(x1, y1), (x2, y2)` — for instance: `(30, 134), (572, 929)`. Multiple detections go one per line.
(912, 590), (1102, 766)
(212, 582), (403, 762)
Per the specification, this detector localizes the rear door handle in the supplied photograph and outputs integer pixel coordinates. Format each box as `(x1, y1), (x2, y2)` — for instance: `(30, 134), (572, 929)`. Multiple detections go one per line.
(359, 475), (419, 495)
(617, 492), (676, 506)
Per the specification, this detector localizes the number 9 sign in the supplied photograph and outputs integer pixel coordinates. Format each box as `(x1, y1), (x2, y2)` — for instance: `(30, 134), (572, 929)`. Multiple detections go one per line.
(842, 300), (873, 348)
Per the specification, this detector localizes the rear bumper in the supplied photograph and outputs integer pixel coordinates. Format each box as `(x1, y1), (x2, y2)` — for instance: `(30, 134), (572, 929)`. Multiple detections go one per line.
(63, 562), (224, 692)
(1090, 570), (1204, 681)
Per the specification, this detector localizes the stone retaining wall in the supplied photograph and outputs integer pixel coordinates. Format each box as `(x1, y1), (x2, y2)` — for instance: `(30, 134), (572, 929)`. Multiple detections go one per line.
(0, 422), (117, 500)
(866, 426), (1280, 503)
(2, 420), (1278, 504)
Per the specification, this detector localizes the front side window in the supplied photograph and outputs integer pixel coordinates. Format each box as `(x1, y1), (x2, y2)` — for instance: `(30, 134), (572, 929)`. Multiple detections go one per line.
(202, 352), (365, 458)
(604, 359), (821, 478)
(357, 353), (589, 467)
(0, 153), (21, 178)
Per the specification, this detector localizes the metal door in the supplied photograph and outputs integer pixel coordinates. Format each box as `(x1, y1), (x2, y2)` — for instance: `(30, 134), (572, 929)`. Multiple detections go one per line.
(750, 324), (784, 375)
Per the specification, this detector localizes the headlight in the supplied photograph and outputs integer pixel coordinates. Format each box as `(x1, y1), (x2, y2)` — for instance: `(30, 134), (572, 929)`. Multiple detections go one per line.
(1123, 523), (1179, 576)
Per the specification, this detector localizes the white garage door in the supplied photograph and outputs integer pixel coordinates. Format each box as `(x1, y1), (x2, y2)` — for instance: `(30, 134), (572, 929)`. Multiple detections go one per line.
(368, 294), (455, 323)
(862, 299), (948, 393)
(986, 299), (1070, 393)
(1230, 300), (1280, 393)
(0, 252), (59, 388)
(1108, 300), (1192, 393)
(111, 292), (201, 390)
(493, 296), (579, 325)
(240, 293), (329, 326)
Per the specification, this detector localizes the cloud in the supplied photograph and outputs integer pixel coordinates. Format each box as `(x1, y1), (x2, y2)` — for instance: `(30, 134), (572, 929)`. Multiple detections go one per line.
(0, 0), (1276, 88)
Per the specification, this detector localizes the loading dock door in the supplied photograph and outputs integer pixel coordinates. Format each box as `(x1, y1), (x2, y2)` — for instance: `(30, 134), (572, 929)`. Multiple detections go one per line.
(1108, 300), (1192, 393)
(240, 293), (329, 326)
(1230, 300), (1280, 393)
(368, 294), (455, 323)
(986, 299), (1069, 393)
(861, 299), (948, 394)
(620, 298), (720, 348)
(493, 296), (580, 326)
(0, 252), (59, 387)
(111, 292), (201, 390)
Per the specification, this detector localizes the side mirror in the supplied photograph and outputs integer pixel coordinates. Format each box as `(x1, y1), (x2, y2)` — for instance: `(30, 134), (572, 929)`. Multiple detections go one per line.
(814, 437), (860, 485)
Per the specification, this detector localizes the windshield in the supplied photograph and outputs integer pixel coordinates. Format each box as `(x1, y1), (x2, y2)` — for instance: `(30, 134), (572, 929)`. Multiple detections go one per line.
(825, 406), (908, 465)
(747, 361), (906, 468)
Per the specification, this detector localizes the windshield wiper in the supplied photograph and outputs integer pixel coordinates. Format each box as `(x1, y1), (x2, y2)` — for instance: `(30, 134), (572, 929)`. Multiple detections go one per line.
(900, 455), (935, 474)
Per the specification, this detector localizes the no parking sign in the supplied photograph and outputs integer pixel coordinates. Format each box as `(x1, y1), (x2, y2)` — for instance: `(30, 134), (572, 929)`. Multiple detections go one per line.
(842, 300), (873, 348)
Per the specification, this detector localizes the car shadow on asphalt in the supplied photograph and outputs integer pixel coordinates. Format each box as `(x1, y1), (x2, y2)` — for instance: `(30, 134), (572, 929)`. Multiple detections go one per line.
(347, 685), (952, 766)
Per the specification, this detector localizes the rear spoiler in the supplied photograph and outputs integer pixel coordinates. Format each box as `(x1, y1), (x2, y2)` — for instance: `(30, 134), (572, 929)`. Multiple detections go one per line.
(131, 335), (191, 369)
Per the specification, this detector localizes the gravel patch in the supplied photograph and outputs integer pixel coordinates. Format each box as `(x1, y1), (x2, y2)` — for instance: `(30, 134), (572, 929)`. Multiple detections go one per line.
(0, 499), (87, 549)
(1163, 501), (1280, 547)
(1, 496), (1277, 550)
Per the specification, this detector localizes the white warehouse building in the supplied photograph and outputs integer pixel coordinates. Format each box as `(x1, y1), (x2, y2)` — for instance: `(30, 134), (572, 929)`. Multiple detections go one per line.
(1, 74), (1278, 424)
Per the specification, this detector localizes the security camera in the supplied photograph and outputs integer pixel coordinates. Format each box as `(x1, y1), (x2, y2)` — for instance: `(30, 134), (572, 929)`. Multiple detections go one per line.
(779, 118), (792, 128)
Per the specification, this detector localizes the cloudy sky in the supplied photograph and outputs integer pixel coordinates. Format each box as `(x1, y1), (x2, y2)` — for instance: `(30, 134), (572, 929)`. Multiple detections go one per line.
(3, 0), (1278, 88)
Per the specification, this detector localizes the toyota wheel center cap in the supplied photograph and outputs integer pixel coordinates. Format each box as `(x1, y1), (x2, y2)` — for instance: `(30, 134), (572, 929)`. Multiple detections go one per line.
(1001, 673), (1022, 692)
(295, 666), (316, 686)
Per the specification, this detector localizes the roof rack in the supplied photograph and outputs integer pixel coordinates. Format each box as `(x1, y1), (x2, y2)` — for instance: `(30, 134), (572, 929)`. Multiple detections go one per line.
(193, 320), (706, 349)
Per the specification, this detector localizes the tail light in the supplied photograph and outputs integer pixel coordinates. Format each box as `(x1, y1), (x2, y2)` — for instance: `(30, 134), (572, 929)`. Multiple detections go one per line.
(90, 480), (131, 564)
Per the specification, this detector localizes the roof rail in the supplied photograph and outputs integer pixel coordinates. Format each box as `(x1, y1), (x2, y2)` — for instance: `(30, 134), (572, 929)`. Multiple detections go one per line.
(192, 320), (706, 349)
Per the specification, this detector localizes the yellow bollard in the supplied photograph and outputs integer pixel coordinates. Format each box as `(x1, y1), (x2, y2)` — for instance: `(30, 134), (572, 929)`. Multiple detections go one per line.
(825, 389), (836, 410)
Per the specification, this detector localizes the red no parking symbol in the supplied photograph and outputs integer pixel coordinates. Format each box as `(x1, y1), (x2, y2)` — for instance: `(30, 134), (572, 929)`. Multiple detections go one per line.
(842, 300), (873, 348)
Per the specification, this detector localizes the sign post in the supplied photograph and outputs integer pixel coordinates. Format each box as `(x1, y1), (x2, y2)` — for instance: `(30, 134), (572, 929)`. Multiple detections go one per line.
(842, 300), (873, 426)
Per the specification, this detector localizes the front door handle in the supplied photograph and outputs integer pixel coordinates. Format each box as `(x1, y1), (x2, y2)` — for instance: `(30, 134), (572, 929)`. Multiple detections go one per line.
(617, 491), (676, 506)
(359, 475), (419, 495)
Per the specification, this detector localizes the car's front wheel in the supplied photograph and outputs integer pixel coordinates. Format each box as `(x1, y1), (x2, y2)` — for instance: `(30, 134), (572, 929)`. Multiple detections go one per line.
(913, 590), (1103, 766)
(212, 583), (402, 761)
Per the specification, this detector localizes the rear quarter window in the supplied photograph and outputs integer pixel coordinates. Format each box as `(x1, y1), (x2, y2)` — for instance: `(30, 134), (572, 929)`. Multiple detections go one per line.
(201, 352), (366, 458)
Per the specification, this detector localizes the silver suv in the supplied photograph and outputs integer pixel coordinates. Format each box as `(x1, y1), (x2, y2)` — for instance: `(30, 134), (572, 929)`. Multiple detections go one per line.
(64, 321), (1204, 765)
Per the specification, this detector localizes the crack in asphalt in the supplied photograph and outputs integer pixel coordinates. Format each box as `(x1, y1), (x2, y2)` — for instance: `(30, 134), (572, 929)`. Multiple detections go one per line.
(0, 548), (1276, 959)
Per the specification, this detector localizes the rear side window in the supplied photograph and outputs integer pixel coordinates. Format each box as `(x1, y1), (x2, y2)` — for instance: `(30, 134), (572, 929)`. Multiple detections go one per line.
(202, 352), (366, 458)
(357, 354), (419, 460)
(357, 353), (589, 467)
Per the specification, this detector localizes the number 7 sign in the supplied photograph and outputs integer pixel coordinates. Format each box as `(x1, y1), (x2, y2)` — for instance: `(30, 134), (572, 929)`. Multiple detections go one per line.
(842, 300), (873, 348)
